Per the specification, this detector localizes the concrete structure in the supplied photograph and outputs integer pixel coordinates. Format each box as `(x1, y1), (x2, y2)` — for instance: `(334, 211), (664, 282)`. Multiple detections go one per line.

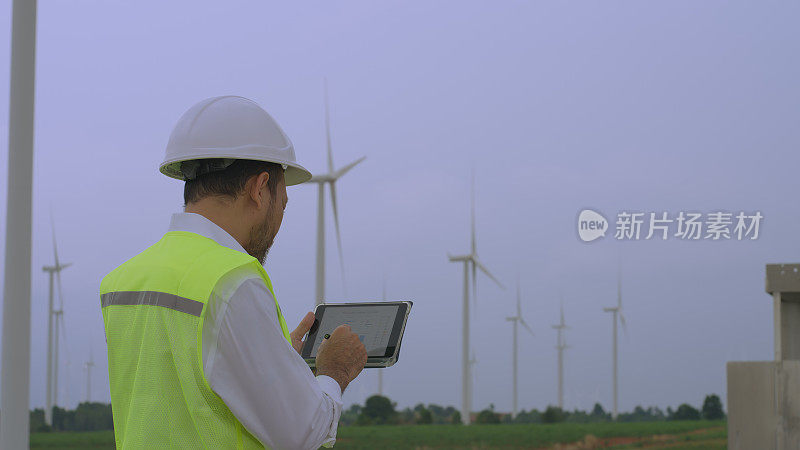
(727, 263), (800, 449)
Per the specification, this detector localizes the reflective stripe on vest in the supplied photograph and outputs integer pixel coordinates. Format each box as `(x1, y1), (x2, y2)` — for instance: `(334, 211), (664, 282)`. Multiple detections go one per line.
(101, 291), (204, 317)
(100, 230), (290, 449)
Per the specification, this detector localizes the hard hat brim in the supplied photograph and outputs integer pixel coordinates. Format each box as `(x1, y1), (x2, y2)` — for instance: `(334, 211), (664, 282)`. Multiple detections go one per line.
(283, 163), (314, 186)
(160, 155), (313, 186)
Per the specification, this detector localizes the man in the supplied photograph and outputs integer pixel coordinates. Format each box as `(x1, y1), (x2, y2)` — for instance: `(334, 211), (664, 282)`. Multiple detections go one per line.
(100, 96), (368, 449)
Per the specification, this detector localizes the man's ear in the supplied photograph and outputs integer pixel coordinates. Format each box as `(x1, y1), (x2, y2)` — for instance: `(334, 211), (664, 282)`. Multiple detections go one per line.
(248, 172), (271, 209)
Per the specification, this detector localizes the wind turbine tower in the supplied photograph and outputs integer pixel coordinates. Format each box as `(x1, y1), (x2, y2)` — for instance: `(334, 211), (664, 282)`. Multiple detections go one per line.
(506, 277), (533, 419)
(602, 271), (626, 420)
(552, 302), (568, 410)
(85, 349), (95, 402)
(42, 220), (71, 425)
(309, 80), (365, 306)
(1, 0), (37, 446)
(447, 174), (504, 424)
(377, 280), (386, 397)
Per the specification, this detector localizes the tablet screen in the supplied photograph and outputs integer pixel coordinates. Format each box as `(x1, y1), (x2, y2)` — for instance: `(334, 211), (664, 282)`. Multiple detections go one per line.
(309, 304), (400, 357)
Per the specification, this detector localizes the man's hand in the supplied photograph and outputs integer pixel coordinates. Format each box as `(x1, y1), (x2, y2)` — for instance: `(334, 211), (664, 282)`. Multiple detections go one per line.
(315, 324), (368, 393)
(290, 311), (316, 355)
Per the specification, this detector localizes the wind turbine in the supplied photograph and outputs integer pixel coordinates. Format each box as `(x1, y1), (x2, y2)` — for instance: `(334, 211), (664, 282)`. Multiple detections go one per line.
(447, 174), (504, 424)
(42, 217), (71, 425)
(602, 269), (625, 420)
(506, 277), (533, 419)
(1, 0), (37, 447)
(552, 301), (569, 410)
(309, 80), (366, 306)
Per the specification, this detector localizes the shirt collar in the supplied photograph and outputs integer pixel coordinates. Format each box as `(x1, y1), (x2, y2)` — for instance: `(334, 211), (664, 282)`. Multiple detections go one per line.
(167, 212), (248, 255)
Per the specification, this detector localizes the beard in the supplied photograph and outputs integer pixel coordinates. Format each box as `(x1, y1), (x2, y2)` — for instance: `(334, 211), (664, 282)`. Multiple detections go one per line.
(245, 206), (277, 265)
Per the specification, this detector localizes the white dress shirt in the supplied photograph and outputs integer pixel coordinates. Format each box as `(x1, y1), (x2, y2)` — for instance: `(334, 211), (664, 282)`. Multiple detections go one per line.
(168, 212), (342, 450)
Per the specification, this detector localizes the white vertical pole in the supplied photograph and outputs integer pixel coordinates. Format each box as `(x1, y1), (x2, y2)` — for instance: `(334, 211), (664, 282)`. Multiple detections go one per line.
(557, 335), (564, 410)
(45, 271), (54, 425)
(1, 0), (37, 446)
(377, 282), (386, 396)
(554, 307), (566, 411)
(315, 183), (325, 306)
(774, 292), (782, 361)
(53, 312), (60, 408)
(511, 319), (517, 419)
(461, 262), (470, 425)
(85, 362), (92, 403)
(612, 310), (618, 420)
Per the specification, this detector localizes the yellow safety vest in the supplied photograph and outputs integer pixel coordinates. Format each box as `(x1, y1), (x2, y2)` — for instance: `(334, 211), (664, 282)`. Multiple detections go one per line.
(100, 230), (292, 449)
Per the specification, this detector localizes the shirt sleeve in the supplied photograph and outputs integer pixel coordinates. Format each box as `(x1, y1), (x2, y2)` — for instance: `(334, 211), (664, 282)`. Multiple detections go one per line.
(201, 267), (343, 449)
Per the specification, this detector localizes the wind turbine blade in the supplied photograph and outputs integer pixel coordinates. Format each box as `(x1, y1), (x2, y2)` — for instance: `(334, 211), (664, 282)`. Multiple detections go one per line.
(56, 269), (65, 310)
(334, 156), (366, 179)
(329, 182), (347, 296)
(471, 261), (477, 309)
(619, 312), (627, 334)
(516, 277), (522, 317)
(58, 311), (68, 343)
(520, 318), (534, 337)
(51, 212), (60, 267)
(474, 258), (504, 289)
(471, 349), (478, 388)
(324, 79), (334, 174)
(470, 171), (476, 255)
(560, 302), (565, 326)
(617, 264), (622, 309)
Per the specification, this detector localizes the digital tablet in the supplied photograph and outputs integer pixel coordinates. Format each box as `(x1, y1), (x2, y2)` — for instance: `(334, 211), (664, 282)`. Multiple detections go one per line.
(302, 301), (412, 369)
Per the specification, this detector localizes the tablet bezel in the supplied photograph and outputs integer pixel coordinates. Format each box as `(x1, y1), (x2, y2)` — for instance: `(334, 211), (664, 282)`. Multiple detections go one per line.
(301, 301), (412, 368)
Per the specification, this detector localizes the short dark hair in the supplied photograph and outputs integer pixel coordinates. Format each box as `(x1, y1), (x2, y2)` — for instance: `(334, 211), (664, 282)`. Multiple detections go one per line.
(183, 159), (282, 206)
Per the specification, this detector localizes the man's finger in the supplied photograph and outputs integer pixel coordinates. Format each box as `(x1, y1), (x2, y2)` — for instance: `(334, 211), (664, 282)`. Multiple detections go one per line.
(291, 312), (316, 339)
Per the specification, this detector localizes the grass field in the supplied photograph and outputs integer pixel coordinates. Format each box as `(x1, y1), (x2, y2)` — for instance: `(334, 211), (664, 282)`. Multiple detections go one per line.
(30, 421), (726, 449)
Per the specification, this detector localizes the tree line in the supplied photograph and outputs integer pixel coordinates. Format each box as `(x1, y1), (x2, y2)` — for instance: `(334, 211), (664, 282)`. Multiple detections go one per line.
(24, 394), (724, 431)
(29, 402), (113, 432)
(340, 394), (725, 426)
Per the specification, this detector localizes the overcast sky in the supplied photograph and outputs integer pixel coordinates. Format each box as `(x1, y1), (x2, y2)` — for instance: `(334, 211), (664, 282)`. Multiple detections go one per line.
(0, 1), (798, 414)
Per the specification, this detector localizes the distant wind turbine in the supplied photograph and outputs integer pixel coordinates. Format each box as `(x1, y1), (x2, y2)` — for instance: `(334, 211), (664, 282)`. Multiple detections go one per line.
(602, 269), (626, 420)
(506, 277), (533, 419)
(552, 301), (569, 410)
(448, 174), (504, 424)
(309, 80), (366, 306)
(42, 217), (71, 425)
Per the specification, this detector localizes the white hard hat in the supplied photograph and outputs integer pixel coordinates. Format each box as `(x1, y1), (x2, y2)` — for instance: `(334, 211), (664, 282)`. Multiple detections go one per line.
(159, 95), (312, 186)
